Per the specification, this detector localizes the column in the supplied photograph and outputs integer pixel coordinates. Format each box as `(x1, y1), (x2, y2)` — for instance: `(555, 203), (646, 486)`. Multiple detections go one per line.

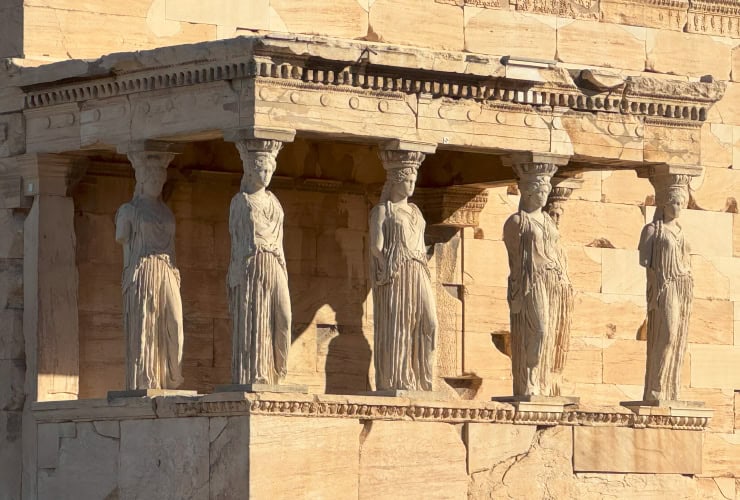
(370, 140), (439, 395)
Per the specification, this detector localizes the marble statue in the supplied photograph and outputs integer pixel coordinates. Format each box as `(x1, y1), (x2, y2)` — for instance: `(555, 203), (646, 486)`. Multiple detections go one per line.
(503, 162), (573, 397)
(370, 150), (437, 391)
(115, 151), (185, 390)
(638, 181), (693, 401)
(227, 139), (291, 385)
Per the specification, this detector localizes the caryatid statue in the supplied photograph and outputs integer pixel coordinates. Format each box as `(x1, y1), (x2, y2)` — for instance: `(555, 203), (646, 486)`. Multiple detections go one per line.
(115, 144), (185, 391)
(227, 138), (292, 385)
(370, 144), (438, 392)
(503, 154), (573, 397)
(638, 166), (696, 402)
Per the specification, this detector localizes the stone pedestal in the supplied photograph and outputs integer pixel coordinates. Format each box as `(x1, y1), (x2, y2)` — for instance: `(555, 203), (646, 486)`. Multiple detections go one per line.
(363, 390), (451, 401)
(214, 383), (308, 394)
(107, 389), (198, 401)
(620, 400), (713, 418)
(492, 395), (579, 413)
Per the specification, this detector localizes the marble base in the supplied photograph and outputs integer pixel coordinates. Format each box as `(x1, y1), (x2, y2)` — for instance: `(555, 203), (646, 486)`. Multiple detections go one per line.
(363, 390), (450, 401)
(492, 395), (580, 413)
(107, 389), (198, 401)
(620, 400), (713, 418)
(214, 383), (309, 394)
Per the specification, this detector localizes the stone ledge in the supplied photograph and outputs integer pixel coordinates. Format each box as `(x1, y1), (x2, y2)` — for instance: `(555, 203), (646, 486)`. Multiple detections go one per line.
(31, 393), (712, 430)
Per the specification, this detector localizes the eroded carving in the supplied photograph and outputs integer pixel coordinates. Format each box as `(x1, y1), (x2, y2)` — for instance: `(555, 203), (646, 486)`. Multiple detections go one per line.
(370, 148), (438, 391)
(638, 169), (695, 401)
(503, 155), (573, 397)
(115, 150), (184, 390)
(228, 139), (291, 385)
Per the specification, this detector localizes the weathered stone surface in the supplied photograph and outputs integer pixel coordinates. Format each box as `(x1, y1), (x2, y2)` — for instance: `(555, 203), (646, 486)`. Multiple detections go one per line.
(164, 0), (270, 30)
(603, 339), (646, 385)
(601, 249), (643, 296)
(464, 8), (556, 60)
(690, 167), (740, 214)
(702, 123), (734, 169)
(573, 426), (703, 474)
(570, 292), (645, 340)
(209, 416), (248, 500)
(556, 19), (646, 71)
(681, 388), (735, 433)
(702, 432), (740, 478)
(0, 359), (24, 411)
(466, 423), (537, 474)
(119, 417), (209, 499)
(692, 254), (731, 300)
(601, 169), (651, 206)
(562, 337), (603, 384)
(646, 29), (732, 79)
(24, 5), (218, 62)
(359, 420), (467, 499)
(369, 0), (464, 51)
(689, 344), (740, 389)
(250, 415), (361, 499)
(689, 299), (734, 345)
(463, 238), (508, 288)
(734, 214), (740, 257)
(469, 426), (575, 499)
(270, 0), (368, 39)
(38, 422), (118, 500)
(600, 0), (688, 31)
(565, 245), (601, 293)
(0, 411), (21, 500)
(557, 200), (643, 250)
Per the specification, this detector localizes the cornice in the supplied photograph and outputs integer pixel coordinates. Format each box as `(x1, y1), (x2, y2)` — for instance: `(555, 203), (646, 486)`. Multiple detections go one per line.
(7, 36), (722, 128)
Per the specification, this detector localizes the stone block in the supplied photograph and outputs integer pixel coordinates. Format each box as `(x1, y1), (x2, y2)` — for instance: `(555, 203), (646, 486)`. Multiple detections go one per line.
(692, 254), (731, 300)
(559, 113), (644, 163)
(38, 422), (119, 500)
(690, 167), (740, 214)
(558, 200), (643, 250)
(562, 382), (643, 407)
(650, 207), (732, 258)
(290, 275), (370, 327)
(681, 388), (735, 433)
(74, 212), (121, 266)
(463, 238), (508, 288)
(690, 344), (740, 389)
(711, 83), (740, 126)
(556, 19), (646, 71)
(209, 416), (248, 499)
(180, 267), (230, 320)
(164, 0), (270, 29)
(463, 284), (509, 336)
(565, 246), (601, 293)
(736, 392), (740, 430)
(316, 324), (372, 395)
(466, 422), (536, 474)
(603, 339), (646, 386)
(701, 123), (734, 169)
(562, 337), (603, 385)
(643, 121), (700, 165)
(77, 262), (122, 315)
(702, 432), (740, 478)
(359, 420), (467, 499)
(249, 414), (361, 499)
(573, 426), (703, 474)
(119, 417), (209, 499)
(689, 298), (734, 345)
(646, 29), (732, 79)
(464, 8), (556, 60)
(0, 4), (22, 59)
(736, 300), (740, 346)
(734, 214), (740, 257)
(601, 248), (643, 296)
(0, 359), (24, 411)
(570, 292), (645, 340)
(72, 176), (135, 216)
(270, 0), (368, 39)
(368, 0), (464, 51)
(0, 411), (21, 500)
(601, 169), (651, 206)
(0, 210), (22, 259)
(24, 5), (218, 61)
(174, 219), (217, 270)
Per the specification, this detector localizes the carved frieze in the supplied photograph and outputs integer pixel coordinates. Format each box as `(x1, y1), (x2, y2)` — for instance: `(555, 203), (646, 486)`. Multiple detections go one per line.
(413, 187), (489, 227)
(601, 0), (688, 31)
(516, 0), (599, 20)
(688, 0), (740, 37)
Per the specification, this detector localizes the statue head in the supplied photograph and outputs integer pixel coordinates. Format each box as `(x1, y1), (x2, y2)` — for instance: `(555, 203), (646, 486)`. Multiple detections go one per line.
(132, 154), (169, 199)
(235, 140), (282, 193)
(518, 176), (552, 213)
(380, 166), (418, 202)
(662, 189), (687, 221)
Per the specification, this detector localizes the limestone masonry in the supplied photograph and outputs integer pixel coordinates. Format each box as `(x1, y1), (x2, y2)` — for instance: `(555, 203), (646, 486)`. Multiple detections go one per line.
(1, 0), (740, 499)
